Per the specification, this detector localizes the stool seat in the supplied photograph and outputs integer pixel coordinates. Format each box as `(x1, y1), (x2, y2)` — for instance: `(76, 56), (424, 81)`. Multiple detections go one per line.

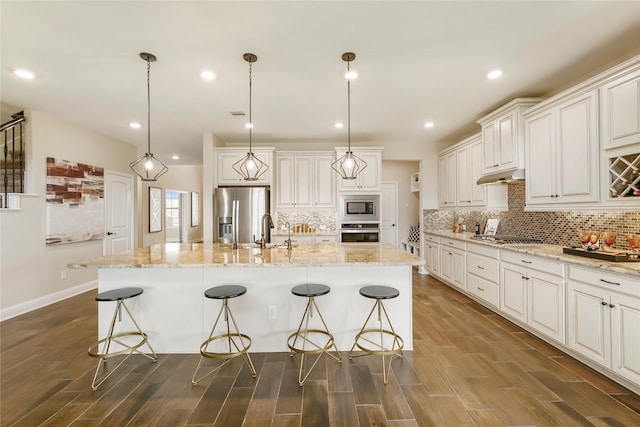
(96, 287), (143, 302)
(205, 285), (247, 299)
(291, 283), (330, 298)
(359, 285), (399, 300)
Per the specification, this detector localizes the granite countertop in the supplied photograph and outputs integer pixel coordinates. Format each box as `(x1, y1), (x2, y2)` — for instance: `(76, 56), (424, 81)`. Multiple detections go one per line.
(425, 230), (640, 278)
(68, 242), (424, 269)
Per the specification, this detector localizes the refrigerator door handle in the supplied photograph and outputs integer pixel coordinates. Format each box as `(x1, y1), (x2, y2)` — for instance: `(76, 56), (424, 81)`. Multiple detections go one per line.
(232, 199), (239, 249)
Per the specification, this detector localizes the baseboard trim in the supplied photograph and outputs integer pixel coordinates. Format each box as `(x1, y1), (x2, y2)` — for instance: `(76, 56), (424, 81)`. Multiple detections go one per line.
(0, 280), (97, 322)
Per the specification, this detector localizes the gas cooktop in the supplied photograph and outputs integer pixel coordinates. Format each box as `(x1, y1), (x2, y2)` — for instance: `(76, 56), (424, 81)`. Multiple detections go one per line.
(472, 235), (543, 244)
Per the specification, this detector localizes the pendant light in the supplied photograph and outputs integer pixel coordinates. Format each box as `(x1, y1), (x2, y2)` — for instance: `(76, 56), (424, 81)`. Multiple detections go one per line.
(233, 53), (268, 181)
(332, 52), (367, 180)
(129, 52), (168, 181)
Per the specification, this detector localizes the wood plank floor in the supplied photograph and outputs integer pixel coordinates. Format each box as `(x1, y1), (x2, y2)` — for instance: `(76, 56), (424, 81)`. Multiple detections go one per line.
(2, 270), (639, 426)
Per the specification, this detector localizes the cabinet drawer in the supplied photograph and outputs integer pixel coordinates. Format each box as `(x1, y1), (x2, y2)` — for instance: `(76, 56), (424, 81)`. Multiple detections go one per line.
(501, 250), (564, 277)
(424, 233), (440, 244)
(467, 274), (499, 308)
(467, 252), (499, 283)
(316, 236), (337, 243)
(440, 238), (466, 251)
(569, 265), (640, 297)
(467, 242), (500, 258)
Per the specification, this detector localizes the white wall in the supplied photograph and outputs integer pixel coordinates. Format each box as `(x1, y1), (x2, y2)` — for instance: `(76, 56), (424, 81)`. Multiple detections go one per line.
(0, 110), (137, 318)
(140, 165), (203, 246)
(382, 160), (420, 243)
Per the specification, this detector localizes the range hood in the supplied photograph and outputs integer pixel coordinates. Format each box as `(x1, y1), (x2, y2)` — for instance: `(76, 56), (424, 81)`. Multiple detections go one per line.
(476, 169), (525, 185)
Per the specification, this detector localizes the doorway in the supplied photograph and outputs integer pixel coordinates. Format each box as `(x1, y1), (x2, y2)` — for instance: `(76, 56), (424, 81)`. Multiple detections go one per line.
(166, 190), (187, 243)
(104, 171), (134, 255)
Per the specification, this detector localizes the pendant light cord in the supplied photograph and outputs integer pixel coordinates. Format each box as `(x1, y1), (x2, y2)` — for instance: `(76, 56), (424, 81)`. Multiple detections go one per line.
(146, 58), (151, 155)
(248, 61), (253, 153)
(347, 60), (351, 152)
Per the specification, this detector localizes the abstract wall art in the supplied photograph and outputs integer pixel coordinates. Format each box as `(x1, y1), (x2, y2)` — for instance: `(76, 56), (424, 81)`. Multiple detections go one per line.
(45, 157), (104, 245)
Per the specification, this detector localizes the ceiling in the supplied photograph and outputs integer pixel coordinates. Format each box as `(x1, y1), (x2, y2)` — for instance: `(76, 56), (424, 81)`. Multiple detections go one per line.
(2, 1), (640, 165)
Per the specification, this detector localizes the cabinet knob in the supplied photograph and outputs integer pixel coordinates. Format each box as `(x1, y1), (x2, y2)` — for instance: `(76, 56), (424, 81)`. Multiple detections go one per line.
(477, 287), (485, 292)
(477, 266), (485, 270)
(609, 304), (615, 308)
(601, 301), (608, 306)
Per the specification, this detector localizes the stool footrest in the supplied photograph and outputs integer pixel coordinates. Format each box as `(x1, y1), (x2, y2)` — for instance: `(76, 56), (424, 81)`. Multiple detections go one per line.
(200, 333), (252, 360)
(351, 329), (404, 356)
(287, 329), (334, 355)
(88, 331), (150, 359)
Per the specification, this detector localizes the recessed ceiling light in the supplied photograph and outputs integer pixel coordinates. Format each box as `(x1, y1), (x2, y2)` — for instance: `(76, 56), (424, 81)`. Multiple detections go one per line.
(487, 69), (503, 80)
(14, 68), (35, 79)
(129, 122), (141, 129)
(334, 122), (344, 129)
(424, 122), (434, 129)
(172, 155), (180, 160)
(245, 123), (253, 129)
(201, 70), (216, 80)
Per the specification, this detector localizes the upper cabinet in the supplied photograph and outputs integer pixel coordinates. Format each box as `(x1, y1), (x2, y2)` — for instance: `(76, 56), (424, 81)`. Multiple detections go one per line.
(276, 151), (336, 209)
(600, 68), (640, 150)
(335, 148), (383, 192)
(524, 89), (599, 207)
(477, 98), (543, 175)
(215, 148), (274, 187)
(438, 133), (507, 210)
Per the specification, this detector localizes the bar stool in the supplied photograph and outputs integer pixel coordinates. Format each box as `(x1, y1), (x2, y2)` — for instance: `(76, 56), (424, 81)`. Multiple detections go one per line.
(349, 285), (404, 384)
(192, 285), (256, 384)
(88, 287), (157, 391)
(287, 283), (341, 386)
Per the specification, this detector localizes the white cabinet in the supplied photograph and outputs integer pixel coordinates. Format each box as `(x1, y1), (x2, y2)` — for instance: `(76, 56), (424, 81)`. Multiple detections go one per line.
(568, 266), (640, 386)
(216, 148), (274, 186)
(438, 151), (456, 207)
(478, 98), (541, 175)
(466, 243), (500, 308)
(525, 90), (599, 207)
(336, 148), (382, 192)
(600, 68), (640, 150)
(276, 152), (336, 209)
(438, 134), (506, 210)
(276, 155), (313, 208)
(314, 154), (336, 208)
(424, 233), (440, 276)
(439, 238), (465, 290)
(500, 250), (565, 344)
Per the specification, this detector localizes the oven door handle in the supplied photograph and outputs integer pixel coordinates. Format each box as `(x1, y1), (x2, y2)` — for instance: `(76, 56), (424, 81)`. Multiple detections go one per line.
(340, 229), (380, 233)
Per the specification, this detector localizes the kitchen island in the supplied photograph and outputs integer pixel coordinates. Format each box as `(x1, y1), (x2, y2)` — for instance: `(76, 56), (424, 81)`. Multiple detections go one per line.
(69, 242), (423, 353)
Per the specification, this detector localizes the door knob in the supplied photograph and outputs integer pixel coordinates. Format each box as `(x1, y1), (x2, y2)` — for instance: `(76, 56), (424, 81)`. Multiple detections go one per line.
(107, 232), (116, 236)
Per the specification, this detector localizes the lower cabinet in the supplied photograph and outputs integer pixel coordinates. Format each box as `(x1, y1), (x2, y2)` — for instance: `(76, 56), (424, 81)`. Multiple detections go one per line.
(500, 250), (565, 344)
(466, 243), (500, 309)
(568, 265), (640, 386)
(439, 239), (466, 290)
(424, 233), (440, 276)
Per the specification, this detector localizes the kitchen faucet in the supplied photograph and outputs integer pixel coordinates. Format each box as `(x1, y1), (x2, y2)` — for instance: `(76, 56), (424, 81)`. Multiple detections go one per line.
(284, 221), (292, 250)
(255, 213), (274, 249)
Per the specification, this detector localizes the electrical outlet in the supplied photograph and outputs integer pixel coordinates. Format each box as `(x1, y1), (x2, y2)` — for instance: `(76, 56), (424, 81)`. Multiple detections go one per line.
(60, 270), (67, 280)
(268, 305), (277, 319)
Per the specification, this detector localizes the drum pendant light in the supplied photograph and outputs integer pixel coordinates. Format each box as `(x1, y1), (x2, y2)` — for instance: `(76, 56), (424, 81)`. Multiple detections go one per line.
(332, 52), (367, 180)
(233, 53), (268, 181)
(129, 52), (168, 181)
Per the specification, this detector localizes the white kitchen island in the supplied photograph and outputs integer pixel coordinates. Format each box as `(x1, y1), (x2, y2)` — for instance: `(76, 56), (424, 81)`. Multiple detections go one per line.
(69, 242), (423, 353)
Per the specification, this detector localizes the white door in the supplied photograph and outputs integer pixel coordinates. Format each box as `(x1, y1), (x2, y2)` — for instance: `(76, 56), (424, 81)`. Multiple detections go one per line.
(380, 181), (398, 246)
(104, 171), (134, 255)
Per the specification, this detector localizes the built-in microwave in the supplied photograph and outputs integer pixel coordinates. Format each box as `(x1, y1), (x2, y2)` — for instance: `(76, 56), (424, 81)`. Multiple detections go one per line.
(340, 194), (380, 222)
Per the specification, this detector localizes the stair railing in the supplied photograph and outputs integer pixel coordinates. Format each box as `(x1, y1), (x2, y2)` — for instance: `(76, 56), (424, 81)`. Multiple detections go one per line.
(1, 111), (25, 208)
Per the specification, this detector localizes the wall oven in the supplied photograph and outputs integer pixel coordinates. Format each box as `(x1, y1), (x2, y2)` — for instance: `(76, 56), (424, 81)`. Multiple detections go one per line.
(340, 223), (380, 243)
(340, 194), (380, 222)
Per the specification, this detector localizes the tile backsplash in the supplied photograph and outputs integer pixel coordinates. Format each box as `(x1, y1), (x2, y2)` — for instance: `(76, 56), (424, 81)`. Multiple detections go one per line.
(276, 211), (337, 232)
(423, 183), (640, 250)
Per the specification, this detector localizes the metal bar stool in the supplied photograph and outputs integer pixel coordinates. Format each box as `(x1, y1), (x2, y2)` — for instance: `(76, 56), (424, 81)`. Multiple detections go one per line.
(349, 285), (404, 384)
(88, 287), (157, 391)
(287, 283), (341, 386)
(192, 285), (256, 385)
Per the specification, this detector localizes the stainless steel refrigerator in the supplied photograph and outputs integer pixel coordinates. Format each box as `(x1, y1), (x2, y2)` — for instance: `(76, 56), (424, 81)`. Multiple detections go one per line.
(213, 187), (270, 245)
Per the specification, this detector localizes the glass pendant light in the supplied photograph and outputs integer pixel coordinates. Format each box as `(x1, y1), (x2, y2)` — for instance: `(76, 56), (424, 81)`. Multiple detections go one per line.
(129, 52), (168, 181)
(332, 52), (367, 180)
(233, 53), (268, 181)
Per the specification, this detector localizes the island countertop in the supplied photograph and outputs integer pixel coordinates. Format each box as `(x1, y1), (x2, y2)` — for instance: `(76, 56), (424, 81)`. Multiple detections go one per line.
(68, 242), (424, 269)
